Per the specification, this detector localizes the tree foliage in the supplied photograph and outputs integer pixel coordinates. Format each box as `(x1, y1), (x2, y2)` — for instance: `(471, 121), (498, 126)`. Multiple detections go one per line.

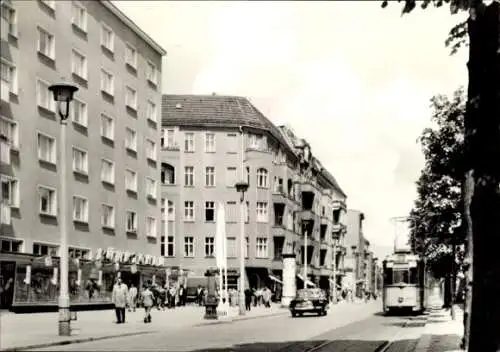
(409, 88), (466, 277)
(381, 0), (482, 54)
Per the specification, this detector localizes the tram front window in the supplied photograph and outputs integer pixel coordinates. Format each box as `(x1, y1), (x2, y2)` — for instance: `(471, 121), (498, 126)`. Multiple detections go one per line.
(393, 269), (409, 284)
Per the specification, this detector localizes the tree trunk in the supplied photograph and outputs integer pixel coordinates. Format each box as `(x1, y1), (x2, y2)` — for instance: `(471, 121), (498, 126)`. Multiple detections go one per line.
(462, 171), (474, 349)
(465, 2), (500, 351)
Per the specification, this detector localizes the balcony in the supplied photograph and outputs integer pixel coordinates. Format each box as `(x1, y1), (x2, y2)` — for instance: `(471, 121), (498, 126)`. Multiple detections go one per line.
(1, 80), (9, 102)
(332, 223), (342, 233)
(0, 140), (10, 164)
(332, 200), (346, 210)
(272, 185), (287, 203)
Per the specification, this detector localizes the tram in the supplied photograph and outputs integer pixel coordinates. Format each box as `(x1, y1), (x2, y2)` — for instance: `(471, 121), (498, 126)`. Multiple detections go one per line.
(382, 249), (426, 315)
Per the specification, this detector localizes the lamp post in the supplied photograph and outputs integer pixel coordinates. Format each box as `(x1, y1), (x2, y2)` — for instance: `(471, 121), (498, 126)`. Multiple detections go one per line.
(332, 237), (337, 303)
(49, 83), (78, 336)
(235, 181), (248, 316)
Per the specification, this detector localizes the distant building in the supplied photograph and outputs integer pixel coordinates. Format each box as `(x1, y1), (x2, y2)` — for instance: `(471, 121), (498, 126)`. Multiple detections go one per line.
(160, 94), (348, 295)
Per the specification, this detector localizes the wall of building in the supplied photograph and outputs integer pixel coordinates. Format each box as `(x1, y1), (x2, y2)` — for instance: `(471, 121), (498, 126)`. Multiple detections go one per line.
(1, 0), (164, 258)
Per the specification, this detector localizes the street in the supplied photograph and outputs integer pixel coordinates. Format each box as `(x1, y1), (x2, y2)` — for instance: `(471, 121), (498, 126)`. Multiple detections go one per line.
(33, 301), (425, 352)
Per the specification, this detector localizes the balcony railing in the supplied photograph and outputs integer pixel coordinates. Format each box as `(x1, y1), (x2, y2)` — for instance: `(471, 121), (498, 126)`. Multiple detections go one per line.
(1, 79), (9, 102)
(0, 140), (10, 164)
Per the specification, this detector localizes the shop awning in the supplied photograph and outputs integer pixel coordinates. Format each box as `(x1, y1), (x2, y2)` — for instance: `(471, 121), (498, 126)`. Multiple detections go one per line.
(297, 274), (316, 287)
(268, 275), (283, 284)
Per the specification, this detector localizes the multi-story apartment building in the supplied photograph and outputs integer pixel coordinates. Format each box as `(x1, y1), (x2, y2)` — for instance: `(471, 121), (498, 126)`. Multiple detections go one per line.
(0, 0), (166, 310)
(160, 94), (347, 297)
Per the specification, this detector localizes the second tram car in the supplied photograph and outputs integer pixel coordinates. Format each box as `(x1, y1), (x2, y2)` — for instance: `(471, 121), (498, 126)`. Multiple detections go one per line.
(382, 250), (426, 314)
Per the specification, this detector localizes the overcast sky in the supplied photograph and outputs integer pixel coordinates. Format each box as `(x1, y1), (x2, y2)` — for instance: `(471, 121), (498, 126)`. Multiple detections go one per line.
(113, 1), (468, 259)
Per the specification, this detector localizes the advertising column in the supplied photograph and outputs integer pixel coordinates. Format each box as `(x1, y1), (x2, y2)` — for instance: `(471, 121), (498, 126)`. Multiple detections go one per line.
(281, 253), (297, 307)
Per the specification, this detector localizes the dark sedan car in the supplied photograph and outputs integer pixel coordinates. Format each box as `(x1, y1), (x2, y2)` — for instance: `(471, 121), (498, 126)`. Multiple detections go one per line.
(289, 288), (329, 317)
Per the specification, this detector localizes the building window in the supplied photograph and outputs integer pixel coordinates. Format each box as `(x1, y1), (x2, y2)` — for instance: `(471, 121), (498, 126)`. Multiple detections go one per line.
(69, 247), (90, 259)
(205, 237), (215, 257)
(225, 201), (238, 222)
(100, 113), (114, 140)
(184, 132), (194, 152)
(162, 129), (176, 148)
(101, 204), (115, 228)
(227, 133), (237, 153)
(168, 200), (175, 221)
(100, 69), (114, 96)
(184, 236), (194, 257)
(125, 86), (137, 110)
(146, 139), (157, 161)
(205, 166), (215, 187)
(1, 3), (17, 37)
(73, 196), (88, 223)
(184, 201), (194, 221)
(256, 237), (268, 258)
(256, 168), (268, 188)
(0, 116), (19, 148)
(226, 237), (236, 258)
(125, 128), (137, 152)
(71, 49), (87, 80)
(72, 99), (88, 127)
(37, 132), (56, 164)
(33, 243), (58, 256)
(249, 134), (260, 149)
(38, 186), (56, 216)
(161, 163), (175, 185)
(146, 217), (157, 238)
(256, 202), (268, 223)
(226, 167), (237, 187)
(36, 79), (55, 112)
(100, 23), (114, 52)
(184, 166), (194, 187)
(205, 133), (215, 152)
(72, 147), (88, 174)
(100, 158), (115, 184)
(205, 201), (215, 222)
(0, 238), (22, 253)
(274, 237), (284, 260)
(146, 177), (157, 199)
(1, 60), (18, 95)
(245, 166), (251, 186)
(71, 1), (87, 31)
(1, 175), (19, 207)
(146, 61), (158, 86)
(167, 236), (175, 257)
(125, 43), (137, 69)
(147, 100), (157, 122)
(125, 169), (138, 192)
(126, 211), (137, 232)
(37, 27), (55, 60)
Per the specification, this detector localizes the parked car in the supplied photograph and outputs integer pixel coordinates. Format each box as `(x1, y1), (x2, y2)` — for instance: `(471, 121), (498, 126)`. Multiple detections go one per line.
(289, 288), (329, 317)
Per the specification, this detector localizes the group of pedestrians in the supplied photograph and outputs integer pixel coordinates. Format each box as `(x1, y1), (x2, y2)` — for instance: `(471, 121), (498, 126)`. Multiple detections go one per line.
(243, 287), (273, 311)
(112, 278), (201, 324)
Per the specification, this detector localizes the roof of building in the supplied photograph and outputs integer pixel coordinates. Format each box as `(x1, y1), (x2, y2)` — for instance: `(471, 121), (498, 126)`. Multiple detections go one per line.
(161, 94), (289, 147)
(101, 1), (167, 56)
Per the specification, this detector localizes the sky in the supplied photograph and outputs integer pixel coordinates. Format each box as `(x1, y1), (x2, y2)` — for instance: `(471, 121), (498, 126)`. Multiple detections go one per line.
(113, 1), (468, 260)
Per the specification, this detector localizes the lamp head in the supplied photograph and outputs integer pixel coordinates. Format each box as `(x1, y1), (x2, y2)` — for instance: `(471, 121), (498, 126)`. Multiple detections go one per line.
(49, 83), (78, 121)
(235, 181), (249, 202)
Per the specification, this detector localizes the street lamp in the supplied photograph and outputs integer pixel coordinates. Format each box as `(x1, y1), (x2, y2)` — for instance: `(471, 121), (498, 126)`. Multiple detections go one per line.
(49, 83), (78, 336)
(235, 181), (248, 316)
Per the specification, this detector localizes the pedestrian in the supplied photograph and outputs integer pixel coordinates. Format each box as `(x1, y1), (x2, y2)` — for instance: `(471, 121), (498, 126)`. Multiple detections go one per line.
(141, 283), (154, 323)
(178, 285), (185, 306)
(128, 283), (138, 312)
(197, 285), (203, 306)
(112, 277), (128, 324)
(262, 287), (272, 308)
(168, 285), (177, 308)
(244, 288), (252, 311)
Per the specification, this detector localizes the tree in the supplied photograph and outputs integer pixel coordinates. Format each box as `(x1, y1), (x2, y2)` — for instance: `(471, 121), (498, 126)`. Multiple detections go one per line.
(409, 89), (466, 308)
(382, 1), (500, 351)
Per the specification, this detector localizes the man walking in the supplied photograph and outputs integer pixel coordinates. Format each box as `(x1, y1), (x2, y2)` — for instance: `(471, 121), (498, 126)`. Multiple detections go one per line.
(128, 283), (138, 312)
(112, 277), (128, 323)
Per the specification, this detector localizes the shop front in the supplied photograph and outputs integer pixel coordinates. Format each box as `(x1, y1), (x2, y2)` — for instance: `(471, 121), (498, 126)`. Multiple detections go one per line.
(3, 248), (172, 312)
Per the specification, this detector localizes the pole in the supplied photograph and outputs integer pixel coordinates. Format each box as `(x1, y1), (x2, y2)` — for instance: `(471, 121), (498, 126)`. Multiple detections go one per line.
(332, 242), (337, 303)
(58, 118), (70, 336)
(303, 230), (308, 289)
(451, 238), (456, 320)
(238, 128), (246, 316)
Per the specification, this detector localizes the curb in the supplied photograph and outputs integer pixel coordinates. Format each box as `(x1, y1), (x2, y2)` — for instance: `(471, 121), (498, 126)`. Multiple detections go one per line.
(0, 331), (154, 352)
(1, 309), (289, 351)
(195, 309), (289, 326)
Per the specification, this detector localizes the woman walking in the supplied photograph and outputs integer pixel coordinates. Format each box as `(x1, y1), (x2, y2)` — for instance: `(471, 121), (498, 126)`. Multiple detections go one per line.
(141, 283), (154, 323)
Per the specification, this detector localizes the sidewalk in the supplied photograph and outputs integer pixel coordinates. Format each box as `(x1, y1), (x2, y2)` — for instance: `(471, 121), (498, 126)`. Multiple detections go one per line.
(0, 304), (287, 351)
(414, 305), (465, 352)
